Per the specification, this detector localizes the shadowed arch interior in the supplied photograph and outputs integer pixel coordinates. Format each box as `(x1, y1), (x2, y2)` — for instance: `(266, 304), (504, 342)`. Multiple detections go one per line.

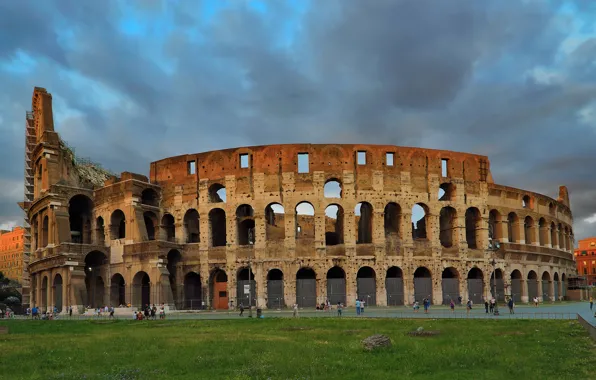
(296, 268), (316, 308)
(357, 266), (376, 306)
(441, 267), (460, 304)
(267, 269), (284, 309)
(386, 266), (404, 306)
(413, 267), (432, 303)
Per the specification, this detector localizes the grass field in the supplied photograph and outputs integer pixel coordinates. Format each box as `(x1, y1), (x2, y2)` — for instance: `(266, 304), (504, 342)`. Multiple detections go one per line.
(0, 318), (595, 379)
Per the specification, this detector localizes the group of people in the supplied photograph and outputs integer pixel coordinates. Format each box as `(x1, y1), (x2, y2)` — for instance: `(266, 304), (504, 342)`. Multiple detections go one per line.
(134, 304), (166, 320)
(413, 298), (432, 313)
(91, 305), (115, 318)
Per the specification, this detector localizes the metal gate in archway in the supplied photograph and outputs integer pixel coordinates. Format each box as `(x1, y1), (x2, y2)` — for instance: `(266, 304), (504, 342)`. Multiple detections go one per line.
(236, 280), (256, 307)
(414, 278), (432, 304)
(442, 279), (459, 305)
(357, 278), (376, 306)
(490, 278), (505, 302)
(527, 280), (538, 300)
(327, 278), (346, 305)
(296, 279), (316, 308)
(385, 278), (404, 306)
(267, 280), (284, 309)
(467, 279), (483, 304)
(554, 281), (559, 301)
(511, 279), (522, 302)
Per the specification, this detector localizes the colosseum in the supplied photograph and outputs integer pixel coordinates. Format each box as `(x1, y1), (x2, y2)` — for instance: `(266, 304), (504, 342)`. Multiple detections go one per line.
(21, 87), (577, 312)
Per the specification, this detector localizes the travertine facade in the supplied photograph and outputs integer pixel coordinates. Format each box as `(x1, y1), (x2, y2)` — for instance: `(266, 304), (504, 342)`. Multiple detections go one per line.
(22, 87), (577, 312)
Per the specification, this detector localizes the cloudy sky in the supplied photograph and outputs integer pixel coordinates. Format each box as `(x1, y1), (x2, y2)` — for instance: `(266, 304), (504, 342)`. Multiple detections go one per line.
(1, 0), (596, 242)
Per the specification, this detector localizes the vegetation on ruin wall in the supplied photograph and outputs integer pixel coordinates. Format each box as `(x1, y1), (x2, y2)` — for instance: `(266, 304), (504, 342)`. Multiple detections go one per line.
(59, 138), (115, 189)
(0, 319), (594, 379)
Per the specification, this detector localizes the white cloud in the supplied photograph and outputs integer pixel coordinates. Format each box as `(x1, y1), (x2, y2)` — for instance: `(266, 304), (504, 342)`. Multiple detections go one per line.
(584, 213), (596, 224)
(0, 220), (19, 230)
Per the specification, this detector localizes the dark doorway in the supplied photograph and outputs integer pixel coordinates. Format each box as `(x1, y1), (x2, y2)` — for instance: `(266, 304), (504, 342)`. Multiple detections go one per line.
(326, 266), (346, 305)
(267, 269), (284, 309)
(296, 268), (316, 308)
(386, 266), (404, 306)
(356, 266), (376, 306)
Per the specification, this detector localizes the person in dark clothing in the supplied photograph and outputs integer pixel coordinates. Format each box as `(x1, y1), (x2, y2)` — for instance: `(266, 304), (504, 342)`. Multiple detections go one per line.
(484, 300), (489, 314)
(239, 303), (245, 317)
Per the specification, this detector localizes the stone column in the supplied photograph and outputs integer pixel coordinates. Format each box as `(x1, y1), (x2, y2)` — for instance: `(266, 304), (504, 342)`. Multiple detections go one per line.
(346, 270), (356, 307)
(377, 271), (387, 307)
(538, 279), (544, 302)
(432, 275), (442, 306)
(62, 268), (69, 312)
(521, 279), (528, 303)
(255, 263), (266, 308)
(513, 221), (523, 244)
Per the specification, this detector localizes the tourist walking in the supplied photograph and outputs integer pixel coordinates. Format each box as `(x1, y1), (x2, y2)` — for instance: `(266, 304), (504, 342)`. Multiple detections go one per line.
(337, 302), (343, 317)
(239, 303), (244, 317)
(292, 303), (298, 317)
(590, 297), (593, 311)
(355, 299), (361, 316)
(466, 299), (472, 316)
(423, 298), (430, 314)
(413, 301), (420, 313)
(508, 298), (515, 314)
(484, 300), (489, 314)
(360, 299), (365, 314)
(450, 299), (455, 312)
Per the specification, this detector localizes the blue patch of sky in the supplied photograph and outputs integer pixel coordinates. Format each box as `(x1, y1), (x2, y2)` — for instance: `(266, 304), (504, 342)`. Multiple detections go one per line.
(0, 50), (37, 75)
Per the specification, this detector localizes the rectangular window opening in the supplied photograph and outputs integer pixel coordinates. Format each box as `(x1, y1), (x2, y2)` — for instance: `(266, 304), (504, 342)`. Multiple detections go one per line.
(297, 153), (309, 173)
(187, 161), (196, 175)
(441, 159), (449, 177)
(240, 154), (249, 169)
(357, 151), (366, 165)
(386, 152), (394, 166)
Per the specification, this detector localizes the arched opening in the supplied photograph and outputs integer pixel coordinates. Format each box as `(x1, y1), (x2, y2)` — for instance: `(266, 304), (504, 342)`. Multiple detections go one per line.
(542, 271), (552, 301)
(412, 204), (429, 240)
(184, 209), (200, 243)
(325, 205), (344, 246)
(236, 205), (255, 245)
(562, 273), (567, 299)
(53, 274), (63, 311)
(210, 269), (228, 309)
(236, 267), (256, 307)
(441, 267), (460, 305)
(357, 266), (376, 306)
(42, 215), (49, 247)
(386, 266), (404, 305)
(132, 271), (150, 308)
(384, 203), (401, 237)
(167, 249), (182, 306)
(143, 211), (158, 241)
(549, 203), (556, 214)
(438, 183), (455, 202)
(413, 267), (432, 303)
(488, 210), (502, 243)
(558, 224), (565, 250)
(507, 213), (519, 243)
(355, 202), (373, 244)
(162, 214), (176, 242)
(85, 251), (107, 308)
(95, 217), (105, 245)
(69, 194), (93, 244)
(326, 266), (346, 305)
(490, 269), (505, 302)
(41, 276), (48, 311)
(209, 208), (227, 247)
(439, 206), (457, 248)
(538, 218), (547, 246)
(208, 183), (226, 203)
(465, 208), (481, 249)
(110, 273), (126, 306)
(522, 195), (531, 209)
(267, 269), (284, 309)
(141, 188), (159, 207)
(524, 216), (535, 244)
(554, 272), (560, 301)
(296, 268), (316, 308)
(324, 179), (342, 198)
(467, 267), (484, 304)
(510, 270), (522, 303)
(295, 202), (315, 240)
(527, 270), (538, 301)
(183, 272), (202, 309)
(110, 210), (126, 240)
(265, 203), (285, 240)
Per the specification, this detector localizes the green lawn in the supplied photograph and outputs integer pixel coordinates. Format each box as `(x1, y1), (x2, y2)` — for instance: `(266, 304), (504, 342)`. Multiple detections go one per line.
(0, 318), (594, 379)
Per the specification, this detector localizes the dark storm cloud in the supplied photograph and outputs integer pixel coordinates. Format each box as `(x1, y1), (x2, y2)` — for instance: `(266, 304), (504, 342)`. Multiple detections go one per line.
(0, 0), (596, 240)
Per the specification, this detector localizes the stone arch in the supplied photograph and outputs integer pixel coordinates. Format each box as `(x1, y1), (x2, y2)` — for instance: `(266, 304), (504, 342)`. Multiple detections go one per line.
(69, 194), (93, 244)
(355, 202), (373, 244)
(183, 272), (202, 309)
(208, 183), (226, 203)
(265, 203), (285, 240)
(441, 267), (460, 304)
(488, 209), (502, 242)
(522, 195), (531, 209)
(490, 268), (505, 301)
(326, 266), (346, 305)
(550, 221), (557, 247)
(465, 207), (481, 249)
(295, 202), (315, 240)
(167, 249), (182, 306)
(439, 206), (457, 248)
(42, 215), (49, 247)
(510, 269), (523, 302)
(41, 276), (48, 311)
(527, 270), (539, 301)
(143, 211), (158, 241)
(386, 266), (404, 305)
(558, 223), (565, 250)
(85, 251), (107, 307)
(467, 267), (484, 304)
(53, 273), (63, 311)
(209, 208), (227, 247)
(561, 273), (567, 299)
(553, 272), (560, 301)
(524, 216), (535, 244)
(549, 202), (556, 215)
(324, 178), (342, 198)
(384, 202), (401, 237)
(267, 269), (284, 309)
(507, 212), (519, 243)
(209, 268), (228, 309)
(412, 203), (429, 240)
(357, 266), (376, 306)
(184, 209), (200, 243)
(236, 205), (255, 245)
(161, 213), (176, 242)
(325, 204), (344, 245)
(413, 267), (432, 303)
(296, 267), (317, 308)
(538, 218), (547, 246)
(110, 209), (126, 240)
(141, 188), (159, 207)
(541, 271), (552, 301)
(438, 182), (456, 202)
(132, 271), (151, 308)
(236, 267), (256, 307)
(95, 216), (105, 245)
(110, 273), (126, 306)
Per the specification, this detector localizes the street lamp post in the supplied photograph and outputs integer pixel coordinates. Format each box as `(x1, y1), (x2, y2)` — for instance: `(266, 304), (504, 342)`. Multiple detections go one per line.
(248, 228), (254, 318)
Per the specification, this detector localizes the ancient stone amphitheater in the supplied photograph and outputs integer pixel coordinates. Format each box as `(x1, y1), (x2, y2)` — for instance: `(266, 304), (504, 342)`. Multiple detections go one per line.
(22, 87), (576, 312)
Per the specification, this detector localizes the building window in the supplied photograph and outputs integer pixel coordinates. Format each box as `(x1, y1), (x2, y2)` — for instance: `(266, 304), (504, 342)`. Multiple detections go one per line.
(298, 153), (309, 173)
(386, 152), (394, 166)
(357, 151), (366, 165)
(240, 154), (249, 169)
(187, 161), (196, 175)
(441, 159), (449, 177)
